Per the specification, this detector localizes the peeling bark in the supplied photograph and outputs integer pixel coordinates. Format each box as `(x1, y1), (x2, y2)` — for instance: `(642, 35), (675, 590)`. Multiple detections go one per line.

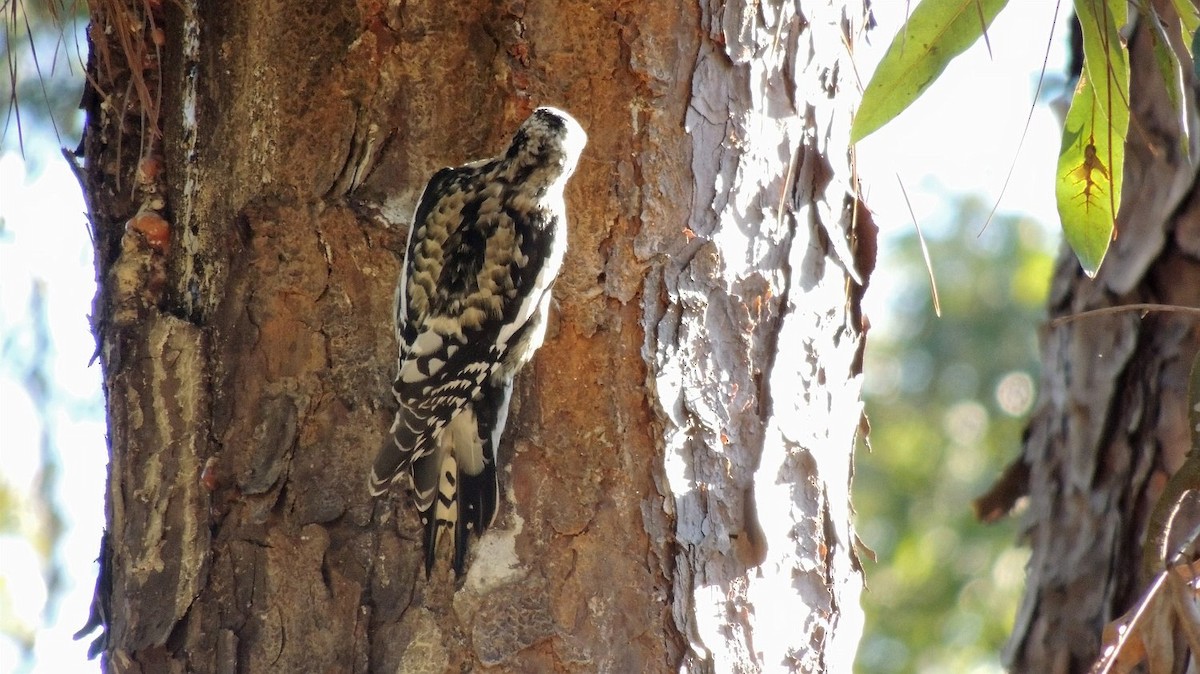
(81, 1), (870, 672)
(646, 2), (871, 671)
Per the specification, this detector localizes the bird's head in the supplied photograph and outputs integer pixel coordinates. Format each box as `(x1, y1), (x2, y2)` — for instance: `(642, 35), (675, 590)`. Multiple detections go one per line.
(504, 107), (588, 186)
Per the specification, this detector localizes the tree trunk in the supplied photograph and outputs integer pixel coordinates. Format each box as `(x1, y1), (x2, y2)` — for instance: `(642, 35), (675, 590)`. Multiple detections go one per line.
(79, 0), (870, 671)
(995, 10), (1200, 673)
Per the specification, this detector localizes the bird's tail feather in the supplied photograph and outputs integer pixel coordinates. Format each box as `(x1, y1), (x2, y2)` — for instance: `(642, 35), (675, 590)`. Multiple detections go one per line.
(458, 462), (499, 537)
(419, 453), (499, 576)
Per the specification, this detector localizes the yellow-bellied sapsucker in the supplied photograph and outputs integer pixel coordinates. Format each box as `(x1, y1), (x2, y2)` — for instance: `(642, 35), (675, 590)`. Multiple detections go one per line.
(369, 107), (587, 576)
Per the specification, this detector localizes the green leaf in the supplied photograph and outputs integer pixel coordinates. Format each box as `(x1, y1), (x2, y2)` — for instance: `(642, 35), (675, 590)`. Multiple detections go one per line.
(851, 0), (1010, 143)
(1055, 0), (1130, 276)
(1174, 0), (1200, 44)
(1168, 0), (1198, 78)
(1148, 17), (1181, 108)
(1194, 27), (1200, 81)
(1146, 8), (1186, 151)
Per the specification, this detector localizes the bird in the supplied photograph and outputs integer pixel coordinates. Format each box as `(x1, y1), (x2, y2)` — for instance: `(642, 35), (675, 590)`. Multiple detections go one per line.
(369, 107), (587, 576)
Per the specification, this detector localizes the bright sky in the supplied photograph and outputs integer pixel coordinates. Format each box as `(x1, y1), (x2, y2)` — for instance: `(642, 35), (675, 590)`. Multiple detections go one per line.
(0, 149), (106, 674)
(855, 2), (1070, 325)
(859, 4), (1069, 218)
(0, 3), (1071, 673)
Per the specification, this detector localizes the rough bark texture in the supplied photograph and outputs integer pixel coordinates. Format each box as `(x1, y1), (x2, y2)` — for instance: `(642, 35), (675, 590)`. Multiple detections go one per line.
(1002, 10), (1200, 673)
(646, 2), (871, 671)
(81, 0), (870, 672)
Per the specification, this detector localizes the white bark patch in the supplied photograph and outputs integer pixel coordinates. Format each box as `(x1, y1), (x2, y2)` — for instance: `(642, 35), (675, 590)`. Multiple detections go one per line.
(178, 3), (201, 294)
(113, 315), (210, 648)
(464, 507), (526, 594)
(646, 1), (870, 671)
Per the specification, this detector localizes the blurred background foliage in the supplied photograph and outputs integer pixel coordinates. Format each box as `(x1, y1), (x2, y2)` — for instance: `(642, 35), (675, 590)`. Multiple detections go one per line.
(2, 1), (93, 672)
(855, 200), (1055, 674)
(2, 0), (87, 160)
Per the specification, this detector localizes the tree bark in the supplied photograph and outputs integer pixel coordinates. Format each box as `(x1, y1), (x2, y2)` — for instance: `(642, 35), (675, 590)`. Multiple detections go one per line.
(80, 0), (870, 671)
(651, 3), (871, 671)
(995, 9), (1200, 673)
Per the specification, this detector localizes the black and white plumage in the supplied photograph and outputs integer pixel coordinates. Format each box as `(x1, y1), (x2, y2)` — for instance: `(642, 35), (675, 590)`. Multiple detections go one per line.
(370, 107), (587, 576)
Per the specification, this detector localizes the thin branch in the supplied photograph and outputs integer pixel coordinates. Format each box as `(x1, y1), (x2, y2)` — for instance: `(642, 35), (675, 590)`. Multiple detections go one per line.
(1049, 303), (1200, 327)
(896, 174), (941, 317)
